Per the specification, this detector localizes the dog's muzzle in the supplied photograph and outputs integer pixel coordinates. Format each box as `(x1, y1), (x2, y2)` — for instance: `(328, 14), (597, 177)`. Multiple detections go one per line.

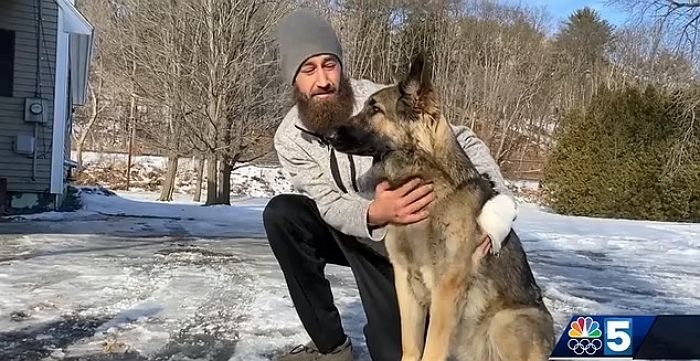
(327, 125), (392, 158)
(326, 125), (363, 151)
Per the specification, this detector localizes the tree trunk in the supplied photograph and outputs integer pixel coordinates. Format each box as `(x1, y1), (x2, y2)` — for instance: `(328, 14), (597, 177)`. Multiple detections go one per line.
(193, 155), (205, 202)
(158, 152), (179, 201)
(495, 120), (513, 165)
(75, 146), (84, 172)
(216, 159), (233, 205)
(76, 85), (100, 171)
(205, 153), (218, 205)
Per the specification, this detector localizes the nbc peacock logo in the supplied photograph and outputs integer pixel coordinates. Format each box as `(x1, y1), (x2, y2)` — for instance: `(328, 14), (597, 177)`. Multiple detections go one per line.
(567, 316), (603, 356)
(569, 316), (602, 338)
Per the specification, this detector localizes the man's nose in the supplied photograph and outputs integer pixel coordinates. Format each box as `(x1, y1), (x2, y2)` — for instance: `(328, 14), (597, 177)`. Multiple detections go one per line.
(315, 70), (330, 88)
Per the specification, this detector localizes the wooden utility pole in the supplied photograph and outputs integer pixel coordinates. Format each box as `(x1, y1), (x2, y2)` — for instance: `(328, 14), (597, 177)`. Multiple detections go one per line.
(126, 59), (137, 191)
(126, 117), (135, 191)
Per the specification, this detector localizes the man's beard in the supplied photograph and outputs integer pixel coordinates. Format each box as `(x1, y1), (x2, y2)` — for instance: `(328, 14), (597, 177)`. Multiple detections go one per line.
(295, 75), (355, 135)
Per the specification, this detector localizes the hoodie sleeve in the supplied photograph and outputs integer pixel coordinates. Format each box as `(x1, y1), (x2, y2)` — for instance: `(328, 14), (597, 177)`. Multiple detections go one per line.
(451, 125), (518, 247)
(451, 124), (512, 196)
(275, 132), (387, 242)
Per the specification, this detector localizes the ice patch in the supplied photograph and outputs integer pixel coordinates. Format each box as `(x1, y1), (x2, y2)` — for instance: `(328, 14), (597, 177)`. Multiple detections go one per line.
(0, 189), (698, 360)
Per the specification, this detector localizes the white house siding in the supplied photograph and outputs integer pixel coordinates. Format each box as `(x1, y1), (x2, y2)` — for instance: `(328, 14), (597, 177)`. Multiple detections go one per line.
(0, 0), (58, 194)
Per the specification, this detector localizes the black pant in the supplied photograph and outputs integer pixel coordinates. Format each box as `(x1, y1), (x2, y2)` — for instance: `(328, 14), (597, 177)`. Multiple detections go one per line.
(263, 194), (402, 361)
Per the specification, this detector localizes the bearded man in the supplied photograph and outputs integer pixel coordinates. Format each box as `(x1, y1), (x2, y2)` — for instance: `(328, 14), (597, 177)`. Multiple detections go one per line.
(264, 9), (517, 361)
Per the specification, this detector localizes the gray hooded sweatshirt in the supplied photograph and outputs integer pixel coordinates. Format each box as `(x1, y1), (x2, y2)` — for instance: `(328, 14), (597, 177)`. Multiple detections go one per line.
(273, 78), (511, 255)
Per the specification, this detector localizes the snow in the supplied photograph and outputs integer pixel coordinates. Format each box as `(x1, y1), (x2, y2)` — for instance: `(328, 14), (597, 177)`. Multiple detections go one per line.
(1, 187), (699, 360)
(72, 151), (294, 198)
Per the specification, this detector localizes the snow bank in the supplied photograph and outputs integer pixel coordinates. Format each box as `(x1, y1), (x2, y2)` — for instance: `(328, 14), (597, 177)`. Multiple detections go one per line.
(5, 186), (269, 239)
(72, 151), (294, 198)
(71, 151), (543, 203)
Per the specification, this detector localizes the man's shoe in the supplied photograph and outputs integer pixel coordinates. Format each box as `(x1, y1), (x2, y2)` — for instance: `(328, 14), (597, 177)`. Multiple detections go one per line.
(273, 337), (352, 361)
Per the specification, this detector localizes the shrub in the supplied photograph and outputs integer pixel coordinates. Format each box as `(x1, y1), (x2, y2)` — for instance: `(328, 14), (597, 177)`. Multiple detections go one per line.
(542, 85), (700, 222)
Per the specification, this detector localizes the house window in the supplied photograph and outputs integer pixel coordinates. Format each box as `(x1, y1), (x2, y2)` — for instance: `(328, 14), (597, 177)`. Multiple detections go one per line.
(0, 29), (15, 97)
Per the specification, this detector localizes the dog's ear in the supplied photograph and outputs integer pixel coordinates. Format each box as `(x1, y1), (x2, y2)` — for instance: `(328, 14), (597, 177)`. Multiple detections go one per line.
(399, 52), (439, 122)
(400, 52), (432, 98)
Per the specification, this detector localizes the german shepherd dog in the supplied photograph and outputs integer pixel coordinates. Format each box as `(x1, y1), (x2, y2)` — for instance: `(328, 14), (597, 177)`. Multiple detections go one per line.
(325, 54), (555, 361)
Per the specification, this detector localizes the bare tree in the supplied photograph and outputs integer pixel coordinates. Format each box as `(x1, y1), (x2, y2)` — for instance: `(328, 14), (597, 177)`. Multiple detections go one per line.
(611, 0), (700, 60)
(177, 0), (289, 205)
(75, 0), (698, 191)
(73, 66), (106, 170)
(73, 0), (122, 169)
(610, 0), (699, 174)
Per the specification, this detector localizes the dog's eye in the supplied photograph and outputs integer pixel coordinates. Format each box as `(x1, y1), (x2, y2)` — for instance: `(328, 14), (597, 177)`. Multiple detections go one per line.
(367, 98), (382, 114)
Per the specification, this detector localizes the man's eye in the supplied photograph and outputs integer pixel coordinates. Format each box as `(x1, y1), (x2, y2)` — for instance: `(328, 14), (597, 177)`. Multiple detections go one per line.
(301, 66), (314, 73)
(324, 62), (336, 69)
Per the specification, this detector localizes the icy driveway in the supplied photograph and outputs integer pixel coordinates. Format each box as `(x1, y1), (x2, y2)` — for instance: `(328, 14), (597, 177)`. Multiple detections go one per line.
(0, 191), (367, 361)
(1, 189), (699, 361)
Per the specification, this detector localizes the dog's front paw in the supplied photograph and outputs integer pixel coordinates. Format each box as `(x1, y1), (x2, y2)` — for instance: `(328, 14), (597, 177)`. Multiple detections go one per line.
(477, 194), (518, 255)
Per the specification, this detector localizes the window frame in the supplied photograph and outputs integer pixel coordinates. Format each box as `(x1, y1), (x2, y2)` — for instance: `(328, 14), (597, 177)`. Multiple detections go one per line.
(0, 28), (15, 97)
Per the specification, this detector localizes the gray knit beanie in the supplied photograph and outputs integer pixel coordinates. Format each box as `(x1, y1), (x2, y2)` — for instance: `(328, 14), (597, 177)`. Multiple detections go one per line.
(276, 9), (343, 84)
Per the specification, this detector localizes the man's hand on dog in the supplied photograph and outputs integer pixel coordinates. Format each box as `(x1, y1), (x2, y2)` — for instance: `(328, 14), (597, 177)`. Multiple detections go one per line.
(368, 178), (435, 226)
(368, 177), (515, 257)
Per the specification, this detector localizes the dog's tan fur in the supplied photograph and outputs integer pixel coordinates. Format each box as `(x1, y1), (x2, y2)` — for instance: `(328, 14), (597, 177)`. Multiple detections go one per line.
(327, 54), (555, 361)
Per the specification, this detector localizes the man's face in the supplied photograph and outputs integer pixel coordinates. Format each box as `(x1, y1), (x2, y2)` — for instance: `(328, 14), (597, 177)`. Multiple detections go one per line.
(293, 54), (354, 134)
(295, 54), (342, 101)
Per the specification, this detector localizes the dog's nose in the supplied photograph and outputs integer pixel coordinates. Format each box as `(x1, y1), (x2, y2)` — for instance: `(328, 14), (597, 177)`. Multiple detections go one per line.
(326, 130), (338, 142)
(325, 129), (339, 143)
(325, 125), (355, 146)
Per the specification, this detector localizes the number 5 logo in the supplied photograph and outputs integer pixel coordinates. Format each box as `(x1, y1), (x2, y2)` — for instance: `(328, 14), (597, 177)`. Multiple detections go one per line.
(604, 318), (633, 356)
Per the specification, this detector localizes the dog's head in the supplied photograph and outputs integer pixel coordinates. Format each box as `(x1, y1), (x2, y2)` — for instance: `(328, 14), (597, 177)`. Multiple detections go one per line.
(326, 53), (444, 158)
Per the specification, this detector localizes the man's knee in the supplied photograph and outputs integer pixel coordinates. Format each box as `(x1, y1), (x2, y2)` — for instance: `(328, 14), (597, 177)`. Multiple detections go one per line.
(262, 194), (316, 232)
(264, 193), (310, 219)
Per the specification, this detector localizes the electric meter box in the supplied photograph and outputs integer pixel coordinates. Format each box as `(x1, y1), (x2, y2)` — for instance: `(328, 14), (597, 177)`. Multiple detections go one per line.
(24, 97), (47, 123)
